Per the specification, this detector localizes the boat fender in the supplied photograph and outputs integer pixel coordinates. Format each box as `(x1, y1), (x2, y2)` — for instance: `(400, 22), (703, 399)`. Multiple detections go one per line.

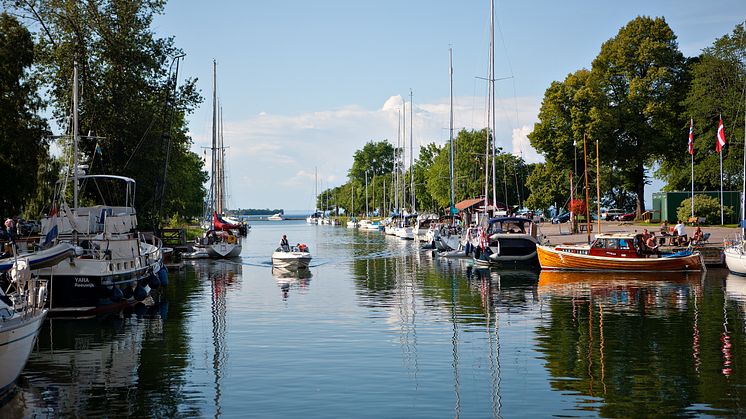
(157, 267), (169, 288)
(110, 286), (124, 302)
(122, 286), (134, 299)
(133, 285), (148, 301)
(148, 272), (160, 290)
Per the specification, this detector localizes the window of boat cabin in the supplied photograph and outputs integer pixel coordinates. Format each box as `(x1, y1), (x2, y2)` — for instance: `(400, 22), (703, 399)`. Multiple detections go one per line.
(490, 220), (524, 234)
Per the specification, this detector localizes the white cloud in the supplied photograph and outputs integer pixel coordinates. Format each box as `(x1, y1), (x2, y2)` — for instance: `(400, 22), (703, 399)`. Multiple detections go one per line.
(511, 125), (543, 164)
(194, 94), (543, 210)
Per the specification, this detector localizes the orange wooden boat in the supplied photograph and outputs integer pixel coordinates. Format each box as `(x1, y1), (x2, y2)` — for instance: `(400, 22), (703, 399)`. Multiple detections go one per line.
(537, 233), (705, 272)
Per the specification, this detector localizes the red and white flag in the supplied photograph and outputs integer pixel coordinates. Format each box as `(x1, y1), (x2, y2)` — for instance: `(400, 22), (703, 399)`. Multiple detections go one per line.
(688, 118), (694, 155)
(716, 115), (726, 153)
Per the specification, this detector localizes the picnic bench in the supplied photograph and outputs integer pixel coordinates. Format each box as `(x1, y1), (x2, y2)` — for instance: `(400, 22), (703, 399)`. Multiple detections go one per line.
(578, 223), (593, 233)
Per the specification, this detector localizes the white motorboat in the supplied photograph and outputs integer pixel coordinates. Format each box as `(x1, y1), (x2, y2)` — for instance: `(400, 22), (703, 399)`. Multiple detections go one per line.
(472, 217), (539, 265)
(272, 245), (312, 269)
(0, 259), (48, 396)
(361, 220), (382, 231)
(268, 213), (283, 221)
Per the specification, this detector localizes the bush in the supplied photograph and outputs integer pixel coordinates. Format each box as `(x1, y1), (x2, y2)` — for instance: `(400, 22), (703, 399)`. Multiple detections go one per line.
(676, 195), (733, 224)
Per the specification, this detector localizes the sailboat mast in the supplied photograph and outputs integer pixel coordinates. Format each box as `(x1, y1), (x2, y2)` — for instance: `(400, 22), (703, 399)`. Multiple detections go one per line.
(742, 106), (746, 234)
(73, 61), (79, 211)
(218, 104), (225, 214)
(410, 89), (415, 213)
(449, 47), (455, 220)
(596, 139), (601, 234)
(396, 107), (401, 212)
(402, 102), (407, 212)
(490, 0), (497, 213)
(211, 60), (217, 217)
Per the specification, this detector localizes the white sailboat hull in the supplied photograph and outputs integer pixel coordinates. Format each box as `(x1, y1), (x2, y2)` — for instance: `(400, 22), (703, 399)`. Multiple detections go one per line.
(0, 308), (47, 394)
(725, 246), (746, 275)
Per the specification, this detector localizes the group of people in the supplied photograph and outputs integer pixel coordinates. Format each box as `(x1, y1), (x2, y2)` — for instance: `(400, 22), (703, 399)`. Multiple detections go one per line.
(659, 220), (706, 246)
(279, 235), (309, 253)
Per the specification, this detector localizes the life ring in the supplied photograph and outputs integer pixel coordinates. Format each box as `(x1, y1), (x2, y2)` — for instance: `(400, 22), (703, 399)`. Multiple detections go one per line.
(226, 235), (237, 244)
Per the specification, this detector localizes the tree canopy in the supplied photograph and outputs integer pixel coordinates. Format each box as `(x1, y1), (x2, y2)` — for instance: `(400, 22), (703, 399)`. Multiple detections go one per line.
(0, 12), (50, 217)
(4, 0), (206, 226)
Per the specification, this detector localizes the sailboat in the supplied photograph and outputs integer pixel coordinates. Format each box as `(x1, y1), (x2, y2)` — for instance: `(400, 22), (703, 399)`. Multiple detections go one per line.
(192, 61), (243, 259)
(346, 183), (358, 228)
(0, 259), (48, 396)
(36, 62), (166, 315)
(724, 109), (746, 274)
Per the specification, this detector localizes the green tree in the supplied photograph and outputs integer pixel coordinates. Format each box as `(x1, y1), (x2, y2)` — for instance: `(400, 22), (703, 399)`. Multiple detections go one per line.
(0, 13), (51, 217)
(589, 16), (689, 215)
(348, 140), (396, 183)
(426, 128), (490, 208)
(525, 162), (569, 211)
(660, 23), (745, 194)
(6, 0), (205, 227)
(677, 195), (733, 225)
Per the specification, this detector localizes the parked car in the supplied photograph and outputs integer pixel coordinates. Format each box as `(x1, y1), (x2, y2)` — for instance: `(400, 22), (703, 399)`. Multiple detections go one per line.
(601, 209), (625, 221)
(551, 211), (571, 224)
(618, 212), (636, 221)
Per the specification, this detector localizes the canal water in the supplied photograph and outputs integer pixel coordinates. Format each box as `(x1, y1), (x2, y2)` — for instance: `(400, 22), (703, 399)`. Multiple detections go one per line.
(3, 220), (746, 417)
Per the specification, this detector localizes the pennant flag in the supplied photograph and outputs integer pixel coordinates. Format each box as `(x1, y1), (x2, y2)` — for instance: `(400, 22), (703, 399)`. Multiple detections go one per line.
(716, 115), (726, 153)
(95, 143), (103, 155)
(688, 118), (694, 155)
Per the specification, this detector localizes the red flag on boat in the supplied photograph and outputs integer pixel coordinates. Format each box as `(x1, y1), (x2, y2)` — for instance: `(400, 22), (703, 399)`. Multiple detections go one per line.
(688, 119), (694, 155)
(716, 115), (726, 153)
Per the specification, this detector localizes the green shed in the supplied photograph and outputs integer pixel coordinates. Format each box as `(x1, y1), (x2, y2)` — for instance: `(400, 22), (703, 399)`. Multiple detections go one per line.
(652, 191), (741, 224)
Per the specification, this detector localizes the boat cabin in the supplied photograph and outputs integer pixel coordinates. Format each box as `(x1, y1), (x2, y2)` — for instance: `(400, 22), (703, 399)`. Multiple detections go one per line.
(486, 217), (536, 237)
(560, 233), (653, 258)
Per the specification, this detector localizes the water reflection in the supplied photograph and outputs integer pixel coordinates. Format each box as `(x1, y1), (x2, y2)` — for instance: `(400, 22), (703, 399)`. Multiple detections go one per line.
(272, 267), (312, 300)
(204, 260), (243, 418)
(7, 306), (168, 417)
(534, 270), (746, 417)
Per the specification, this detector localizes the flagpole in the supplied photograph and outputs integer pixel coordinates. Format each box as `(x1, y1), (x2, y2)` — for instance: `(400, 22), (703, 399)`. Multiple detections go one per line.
(720, 113), (724, 225)
(691, 118), (694, 220)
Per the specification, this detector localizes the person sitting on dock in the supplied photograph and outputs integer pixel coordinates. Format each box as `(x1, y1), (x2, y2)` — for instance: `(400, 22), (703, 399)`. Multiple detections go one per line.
(280, 234), (290, 251)
(692, 226), (704, 245)
(673, 220), (687, 246)
(659, 220), (669, 236)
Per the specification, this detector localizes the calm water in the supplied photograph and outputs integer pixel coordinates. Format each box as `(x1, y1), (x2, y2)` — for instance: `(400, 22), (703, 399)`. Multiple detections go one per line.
(3, 221), (746, 418)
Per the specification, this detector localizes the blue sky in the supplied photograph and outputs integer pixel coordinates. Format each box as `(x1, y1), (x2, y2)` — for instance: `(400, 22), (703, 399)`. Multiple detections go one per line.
(153, 0), (743, 211)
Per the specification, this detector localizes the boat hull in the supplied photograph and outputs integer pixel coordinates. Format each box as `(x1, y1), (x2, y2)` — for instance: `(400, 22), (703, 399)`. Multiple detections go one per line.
(35, 239), (163, 315)
(272, 251), (312, 269)
(537, 245), (705, 272)
(724, 246), (746, 275)
(205, 242), (242, 258)
(0, 308), (47, 395)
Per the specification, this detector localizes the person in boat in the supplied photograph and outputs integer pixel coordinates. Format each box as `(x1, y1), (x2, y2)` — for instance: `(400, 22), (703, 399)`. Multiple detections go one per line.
(280, 234), (289, 251)
(645, 233), (659, 255)
(3, 218), (15, 242)
(297, 243), (308, 253)
(642, 228), (651, 242)
(692, 226), (704, 245)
